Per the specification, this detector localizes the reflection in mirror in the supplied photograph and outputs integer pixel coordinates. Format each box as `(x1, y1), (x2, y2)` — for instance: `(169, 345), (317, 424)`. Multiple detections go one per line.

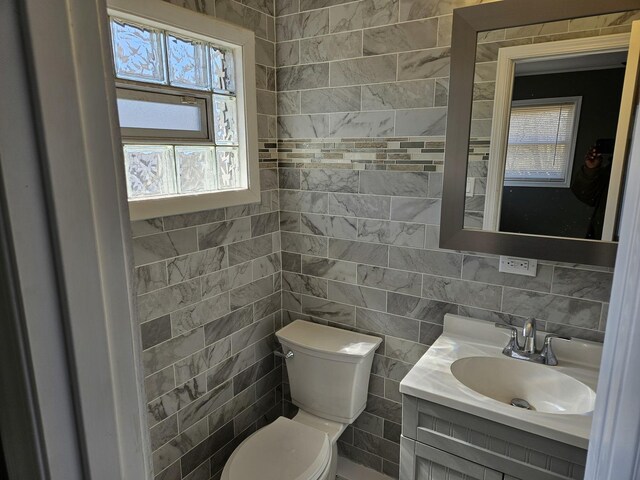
(464, 12), (640, 242)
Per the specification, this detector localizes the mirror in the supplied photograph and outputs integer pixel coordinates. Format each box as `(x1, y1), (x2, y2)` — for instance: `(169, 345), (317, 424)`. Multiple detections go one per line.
(441, 0), (640, 266)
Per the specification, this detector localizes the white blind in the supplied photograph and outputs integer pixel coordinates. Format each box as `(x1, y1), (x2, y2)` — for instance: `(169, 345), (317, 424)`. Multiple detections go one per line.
(504, 100), (578, 183)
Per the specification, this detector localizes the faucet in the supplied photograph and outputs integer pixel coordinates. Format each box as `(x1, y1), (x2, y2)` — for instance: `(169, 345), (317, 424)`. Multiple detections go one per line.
(495, 318), (570, 366)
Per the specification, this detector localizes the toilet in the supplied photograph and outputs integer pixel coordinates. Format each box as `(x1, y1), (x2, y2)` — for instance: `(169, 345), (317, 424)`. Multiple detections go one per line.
(221, 320), (382, 480)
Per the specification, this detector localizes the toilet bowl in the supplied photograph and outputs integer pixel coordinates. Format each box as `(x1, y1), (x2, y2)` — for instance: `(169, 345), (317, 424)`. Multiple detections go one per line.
(221, 320), (381, 480)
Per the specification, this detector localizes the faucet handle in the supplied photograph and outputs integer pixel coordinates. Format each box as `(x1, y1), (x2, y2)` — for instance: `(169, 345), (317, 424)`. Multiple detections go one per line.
(540, 333), (571, 366)
(495, 323), (521, 350)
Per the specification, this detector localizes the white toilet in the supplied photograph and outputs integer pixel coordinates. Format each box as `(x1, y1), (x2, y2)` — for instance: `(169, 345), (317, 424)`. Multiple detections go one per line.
(221, 320), (382, 480)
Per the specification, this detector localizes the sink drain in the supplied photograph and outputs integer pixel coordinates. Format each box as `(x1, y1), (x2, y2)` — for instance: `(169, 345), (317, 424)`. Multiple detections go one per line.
(511, 398), (533, 410)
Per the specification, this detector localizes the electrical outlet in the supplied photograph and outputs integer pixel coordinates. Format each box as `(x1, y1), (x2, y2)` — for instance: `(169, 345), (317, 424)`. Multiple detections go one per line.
(499, 256), (537, 277)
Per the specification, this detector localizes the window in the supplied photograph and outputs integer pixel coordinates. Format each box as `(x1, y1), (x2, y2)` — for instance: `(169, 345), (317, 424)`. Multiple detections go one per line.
(108, 6), (258, 220)
(504, 97), (582, 187)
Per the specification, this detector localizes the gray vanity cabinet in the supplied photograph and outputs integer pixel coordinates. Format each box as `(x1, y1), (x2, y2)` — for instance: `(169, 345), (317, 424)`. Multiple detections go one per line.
(401, 395), (586, 480)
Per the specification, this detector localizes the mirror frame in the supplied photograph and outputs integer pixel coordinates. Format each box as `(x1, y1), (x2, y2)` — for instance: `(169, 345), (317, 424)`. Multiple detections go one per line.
(441, 0), (640, 267)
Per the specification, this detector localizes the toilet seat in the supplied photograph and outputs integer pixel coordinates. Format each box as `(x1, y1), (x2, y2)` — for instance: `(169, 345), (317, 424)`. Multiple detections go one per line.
(221, 417), (331, 480)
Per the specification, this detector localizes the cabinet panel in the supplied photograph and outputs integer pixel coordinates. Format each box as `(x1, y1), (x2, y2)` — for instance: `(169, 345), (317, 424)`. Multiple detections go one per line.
(401, 436), (503, 480)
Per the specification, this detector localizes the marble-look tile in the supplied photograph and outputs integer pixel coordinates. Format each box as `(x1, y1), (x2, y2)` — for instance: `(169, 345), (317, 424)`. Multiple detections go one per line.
(131, 218), (163, 237)
(232, 354), (276, 395)
(362, 80), (435, 110)
(283, 271), (328, 298)
(396, 107), (447, 136)
(173, 338), (232, 384)
(282, 184), (331, 212)
(419, 320), (445, 345)
(283, 291), (302, 312)
(422, 275), (502, 310)
(399, 0), (489, 21)
(384, 336), (428, 364)
(301, 295), (356, 325)
(170, 292), (230, 335)
(353, 423), (400, 463)
(167, 247), (227, 285)
(462, 255), (552, 292)
(277, 64), (329, 91)
(257, 89), (276, 116)
(253, 252), (281, 279)
(163, 210), (225, 231)
(301, 87), (361, 113)
(569, 11), (640, 31)
(281, 231), (328, 256)
(141, 315), (172, 350)
(360, 171), (430, 197)
(328, 280), (386, 311)
(182, 461), (210, 480)
(398, 47), (450, 81)
(154, 460), (180, 480)
(251, 212), (279, 237)
(300, 31), (362, 63)
(148, 375), (207, 429)
(357, 219), (425, 248)
(353, 411), (384, 437)
(177, 380), (234, 435)
(387, 291), (457, 325)
(389, 247), (461, 278)
(363, 18), (437, 55)
(149, 414), (178, 451)
(136, 262), (168, 295)
(338, 442), (382, 471)
(207, 386), (255, 433)
(197, 218), (251, 250)
(475, 39), (532, 63)
(231, 316), (274, 353)
(205, 348), (256, 391)
(301, 255), (357, 283)
(277, 91), (301, 115)
(279, 168), (301, 190)
(143, 328), (204, 375)
(257, 114), (277, 138)
(254, 293), (281, 320)
(365, 393), (401, 425)
(299, 0), (352, 9)
(138, 280), (202, 323)
(276, 10), (329, 41)
(330, 55), (397, 87)
(434, 77), (449, 106)
(133, 229), (198, 266)
(225, 192), (271, 219)
(228, 235), (273, 266)
(457, 306), (525, 327)
(356, 308), (419, 341)
(384, 420), (402, 444)
(329, 193), (391, 219)
(216, 0), (268, 39)
(437, 14), (452, 46)
(245, 0), (274, 16)
(280, 211), (301, 232)
(230, 276), (274, 310)
(329, 0), (398, 33)
(259, 168), (278, 191)
(357, 265), (421, 296)
(329, 239), (388, 267)
(329, 111), (395, 137)
(145, 366), (175, 403)
(301, 168), (359, 193)
(545, 322), (604, 343)
(233, 390), (276, 435)
(197, 421), (248, 475)
(276, 0), (298, 16)
(551, 267), (613, 303)
(301, 213), (357, 239)
(282, 251), (302, 273)
(390, 197), (441, 224)
(277, 114), (329, 138)
(502, 288), (602, 330)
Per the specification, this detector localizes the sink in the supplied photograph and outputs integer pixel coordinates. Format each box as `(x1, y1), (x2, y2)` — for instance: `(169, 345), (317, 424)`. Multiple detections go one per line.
(450, 356), (596, 414)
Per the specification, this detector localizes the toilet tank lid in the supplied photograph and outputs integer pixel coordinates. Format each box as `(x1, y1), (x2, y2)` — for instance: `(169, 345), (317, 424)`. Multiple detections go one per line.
(276, 320), (382, 358)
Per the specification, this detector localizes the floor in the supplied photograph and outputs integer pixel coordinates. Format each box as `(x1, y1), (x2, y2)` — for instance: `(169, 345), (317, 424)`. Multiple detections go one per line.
(336, 456), (395, 480)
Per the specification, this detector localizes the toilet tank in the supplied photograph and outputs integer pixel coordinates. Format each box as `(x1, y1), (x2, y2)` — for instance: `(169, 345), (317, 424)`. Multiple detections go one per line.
(276, 320), (382, 424)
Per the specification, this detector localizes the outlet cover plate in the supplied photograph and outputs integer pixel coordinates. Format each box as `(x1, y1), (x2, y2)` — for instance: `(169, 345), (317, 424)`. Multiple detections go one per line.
(499, 256), (538, 277)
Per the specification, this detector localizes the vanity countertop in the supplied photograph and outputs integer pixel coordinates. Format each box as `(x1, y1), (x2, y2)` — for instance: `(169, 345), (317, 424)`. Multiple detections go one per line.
(399, 314), (602, 449)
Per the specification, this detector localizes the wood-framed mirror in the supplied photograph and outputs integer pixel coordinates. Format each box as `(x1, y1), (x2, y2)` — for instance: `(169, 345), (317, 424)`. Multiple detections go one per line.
(440, 0), (640, 267)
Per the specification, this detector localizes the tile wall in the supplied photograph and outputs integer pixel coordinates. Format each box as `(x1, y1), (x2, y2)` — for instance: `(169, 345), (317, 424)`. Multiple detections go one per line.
(274, 0), (621, 477)
(134, 0), (624, 479)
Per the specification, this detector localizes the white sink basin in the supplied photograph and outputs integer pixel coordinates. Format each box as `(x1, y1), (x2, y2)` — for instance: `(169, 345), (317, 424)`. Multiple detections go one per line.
(451, 356), (597, 415)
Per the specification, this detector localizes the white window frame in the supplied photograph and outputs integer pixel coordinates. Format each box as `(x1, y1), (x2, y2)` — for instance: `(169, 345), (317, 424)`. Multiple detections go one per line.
(503, 96), (582, 188)
(108, 0), (259, 221)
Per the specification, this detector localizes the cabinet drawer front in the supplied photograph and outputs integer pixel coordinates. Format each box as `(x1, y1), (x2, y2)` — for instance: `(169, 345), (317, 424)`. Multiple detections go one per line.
(402, 436), (503, 480)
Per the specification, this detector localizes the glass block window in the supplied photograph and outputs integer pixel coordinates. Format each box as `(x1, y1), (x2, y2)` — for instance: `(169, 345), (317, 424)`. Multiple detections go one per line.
(504, 97), (582, 188)
(109, 17), (244, 200)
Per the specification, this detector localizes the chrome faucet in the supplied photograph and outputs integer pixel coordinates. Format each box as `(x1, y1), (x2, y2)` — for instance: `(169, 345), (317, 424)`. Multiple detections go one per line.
(495, 318), (570, 366)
